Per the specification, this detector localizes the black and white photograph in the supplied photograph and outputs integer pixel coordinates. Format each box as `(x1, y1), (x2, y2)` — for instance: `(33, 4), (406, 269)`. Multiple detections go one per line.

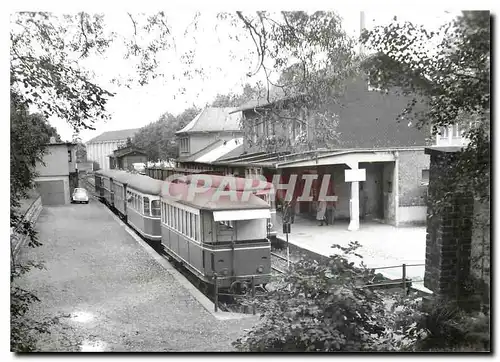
(9, 3), (491, 353)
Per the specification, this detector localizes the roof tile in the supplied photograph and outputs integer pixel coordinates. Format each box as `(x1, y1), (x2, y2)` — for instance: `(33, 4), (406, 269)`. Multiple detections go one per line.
(86, 128), (140, 144)
(175, 107), (242, 134)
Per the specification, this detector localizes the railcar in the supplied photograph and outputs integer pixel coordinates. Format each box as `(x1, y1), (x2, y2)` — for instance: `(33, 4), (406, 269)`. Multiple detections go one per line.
(160, 181), (272, 291)
(95, 170), (163, 247)
(94, 169), (121, 206)
(120, 173), (163, 247)
(174, 174), (278, 240)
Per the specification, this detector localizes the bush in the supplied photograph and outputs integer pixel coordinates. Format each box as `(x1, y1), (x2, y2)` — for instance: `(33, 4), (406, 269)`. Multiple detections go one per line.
(232, 242), (490, 352)
(233, 242), (423, 352)
(412, 299), (490, 352)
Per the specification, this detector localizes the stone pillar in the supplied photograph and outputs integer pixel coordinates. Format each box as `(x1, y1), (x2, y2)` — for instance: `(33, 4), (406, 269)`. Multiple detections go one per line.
(424, 147), (475, 307)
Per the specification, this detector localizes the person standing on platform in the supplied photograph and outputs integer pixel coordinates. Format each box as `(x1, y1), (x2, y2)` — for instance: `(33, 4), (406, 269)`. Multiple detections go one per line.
(316, 200), (327, 226)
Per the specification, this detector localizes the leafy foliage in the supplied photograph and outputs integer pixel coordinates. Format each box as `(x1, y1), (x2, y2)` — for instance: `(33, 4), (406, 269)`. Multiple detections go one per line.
(411, 300), (490, 351)
(133, 106), (201, 161)
(10, 12), (176, 131)
(233, 242), (421, 352)
(10, 92), (60, 213)
(361, 11), (490, 314)
(361, 11), (490, 201)
(211, 82), (265, 108)
(223, 11), (360, 152)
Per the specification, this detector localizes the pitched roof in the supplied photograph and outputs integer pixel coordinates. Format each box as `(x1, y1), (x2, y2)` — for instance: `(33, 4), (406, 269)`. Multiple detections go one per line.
(175, 107), (242, 134)
(111, 146), (147, 158)
(229, 88), (303, 113)
(194, 138), (244, 164)
(86, 128), (140, 144)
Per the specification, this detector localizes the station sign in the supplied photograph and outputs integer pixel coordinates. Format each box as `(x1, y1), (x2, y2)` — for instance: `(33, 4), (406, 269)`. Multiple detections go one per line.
(345, 168), (366, 182)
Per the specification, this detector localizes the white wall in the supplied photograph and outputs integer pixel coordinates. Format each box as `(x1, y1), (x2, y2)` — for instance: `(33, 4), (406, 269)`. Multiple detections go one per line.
(398, 206), (427, 224)
(86, 140), (127, 171)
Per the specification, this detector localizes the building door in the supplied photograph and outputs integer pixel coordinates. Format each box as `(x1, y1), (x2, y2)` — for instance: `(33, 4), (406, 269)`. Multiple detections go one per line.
(36, 180), (65, 205)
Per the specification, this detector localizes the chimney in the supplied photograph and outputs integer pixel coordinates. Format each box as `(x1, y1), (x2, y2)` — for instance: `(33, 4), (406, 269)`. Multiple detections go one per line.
(49, 136), (56, 144)
(360, 11), (366, 56)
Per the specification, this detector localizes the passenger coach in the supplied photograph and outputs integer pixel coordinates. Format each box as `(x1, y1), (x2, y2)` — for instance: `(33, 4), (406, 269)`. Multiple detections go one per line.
(95, 170), (163, 247)
(121, 173), (163, 246)
(160, 181), (272, 291)
(174, 174), (277, 240)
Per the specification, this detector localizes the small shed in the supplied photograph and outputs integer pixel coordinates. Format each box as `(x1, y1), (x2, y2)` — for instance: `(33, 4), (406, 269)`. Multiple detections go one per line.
(109, 146), (148, 171)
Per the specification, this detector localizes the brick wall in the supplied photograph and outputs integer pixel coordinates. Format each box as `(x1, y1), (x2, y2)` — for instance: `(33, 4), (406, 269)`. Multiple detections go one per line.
(470, 198), (490, 306)
(424, 148), (477, 308)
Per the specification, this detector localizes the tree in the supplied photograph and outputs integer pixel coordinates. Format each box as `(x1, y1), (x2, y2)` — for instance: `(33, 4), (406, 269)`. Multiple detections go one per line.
(360, 11), (490, 198)
(10, 92), (61, 215)
(133, 106), (201, 162)
(10, 92), (65, 351)
(72, 133), (87, 163)
(10, 12), (173, 351)
(360, 11), (490, 306)
(218, 12), (360, 152)
(210, 82), (265, 108)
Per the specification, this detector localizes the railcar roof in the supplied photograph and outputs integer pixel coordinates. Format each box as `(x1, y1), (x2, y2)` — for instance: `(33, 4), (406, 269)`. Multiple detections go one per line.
(115, 172), (163, 195)
(95, 169), (123, 178)
(180, 174), (273, 192)
(161, 182), (269, 211)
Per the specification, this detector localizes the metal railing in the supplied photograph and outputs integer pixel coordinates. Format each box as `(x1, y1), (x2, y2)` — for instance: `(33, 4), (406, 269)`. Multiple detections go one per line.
(366, 263), (426, 295)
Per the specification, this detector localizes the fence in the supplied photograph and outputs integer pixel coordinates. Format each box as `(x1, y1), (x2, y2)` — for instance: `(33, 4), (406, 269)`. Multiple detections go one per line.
(366, 263), (426, 295)
(11, 195), (43, 262)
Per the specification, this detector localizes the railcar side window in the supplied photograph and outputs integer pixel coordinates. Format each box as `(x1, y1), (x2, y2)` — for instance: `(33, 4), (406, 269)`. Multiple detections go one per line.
(195, 215), (199, 241)
(143, 197), (150, 215)
(189, 214), (194, 239)
(175, 208), (179, 231)
(151, 200), (160, 217)
(182, 210), (186, 234)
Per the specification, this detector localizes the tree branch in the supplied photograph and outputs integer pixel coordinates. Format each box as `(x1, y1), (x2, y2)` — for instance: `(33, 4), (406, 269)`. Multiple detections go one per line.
(79, 13), (90, 58)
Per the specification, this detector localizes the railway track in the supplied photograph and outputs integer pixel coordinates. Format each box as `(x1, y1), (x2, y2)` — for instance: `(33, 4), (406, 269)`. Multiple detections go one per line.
(270, 251), (296, 274)
(80, 175), (257, 312)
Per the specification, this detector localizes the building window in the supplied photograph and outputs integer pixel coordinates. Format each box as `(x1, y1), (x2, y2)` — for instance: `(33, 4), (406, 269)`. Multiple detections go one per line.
(68, 150), (72, 162)
(421, 169), (430, 186)
(180, 138), (189, 153)
(452, 124), (462, 138)
(439, 126), (449, 139)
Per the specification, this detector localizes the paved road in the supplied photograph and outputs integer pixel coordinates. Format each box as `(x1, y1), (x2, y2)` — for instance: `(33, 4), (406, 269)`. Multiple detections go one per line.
(14, 200), (257, 352)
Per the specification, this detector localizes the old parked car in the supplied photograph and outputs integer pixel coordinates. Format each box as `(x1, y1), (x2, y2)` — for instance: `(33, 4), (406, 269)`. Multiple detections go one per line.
(72, 188), (89, 204)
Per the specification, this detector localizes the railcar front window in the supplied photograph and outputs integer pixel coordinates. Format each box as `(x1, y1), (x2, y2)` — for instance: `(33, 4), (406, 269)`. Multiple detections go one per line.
(151, 200), (160, 217)
(143, 197), (150, 215)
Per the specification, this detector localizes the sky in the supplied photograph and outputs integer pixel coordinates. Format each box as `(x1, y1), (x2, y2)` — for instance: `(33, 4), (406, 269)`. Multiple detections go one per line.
(34, 10), (459, 143)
